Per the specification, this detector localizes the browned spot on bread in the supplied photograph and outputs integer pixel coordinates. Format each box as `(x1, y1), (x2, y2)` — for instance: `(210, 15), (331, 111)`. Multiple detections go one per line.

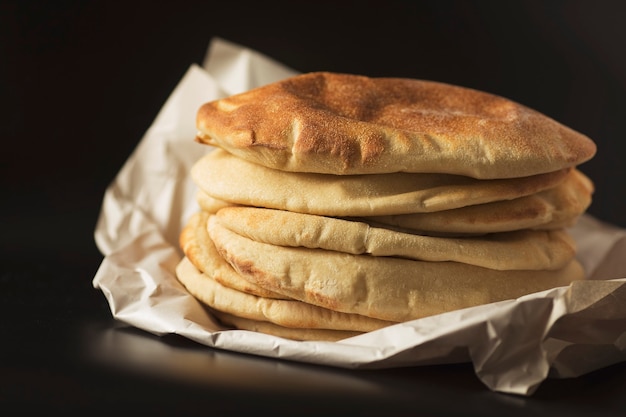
(303, 288), (341, 312)
(217, 245), (281, 294)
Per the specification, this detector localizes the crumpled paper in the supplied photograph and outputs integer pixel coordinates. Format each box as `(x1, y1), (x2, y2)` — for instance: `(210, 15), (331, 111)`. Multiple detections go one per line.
(93, 37), (626, 396)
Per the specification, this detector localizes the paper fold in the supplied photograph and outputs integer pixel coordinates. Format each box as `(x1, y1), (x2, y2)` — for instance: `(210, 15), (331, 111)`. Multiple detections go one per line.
(93, 37), (626, 396)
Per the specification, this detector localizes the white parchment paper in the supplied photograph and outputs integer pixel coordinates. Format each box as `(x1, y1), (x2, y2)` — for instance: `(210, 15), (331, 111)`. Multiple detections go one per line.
(93, 37), (626, 396)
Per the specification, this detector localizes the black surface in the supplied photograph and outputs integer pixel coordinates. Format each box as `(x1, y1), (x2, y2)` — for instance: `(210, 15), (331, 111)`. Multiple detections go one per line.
(2, 1), (626, 415)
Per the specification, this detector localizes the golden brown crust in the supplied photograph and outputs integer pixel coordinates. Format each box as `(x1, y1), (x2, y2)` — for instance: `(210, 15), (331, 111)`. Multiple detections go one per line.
(196, 72), (596, 178)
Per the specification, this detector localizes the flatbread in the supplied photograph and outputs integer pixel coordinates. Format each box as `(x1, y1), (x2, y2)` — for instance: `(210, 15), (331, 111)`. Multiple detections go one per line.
(180, 211), (287, 299)
(208, 221), (585, 322)
(196, 191), (237, 214)
(212, 311), (363, 342)
(194, 167), (592, 234)
(196, 190), (239, 214)
(175, 256), (395, 332)
(365, 168), (594, 234)
(211, 207), (576, 271)
(191, 148), (571, 217)
(195, 72), (596, 178)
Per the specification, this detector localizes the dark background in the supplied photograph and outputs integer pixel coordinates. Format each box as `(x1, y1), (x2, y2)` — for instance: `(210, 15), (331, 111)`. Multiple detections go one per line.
(3, 0), (626, 271)
(2, 1), (626, 414)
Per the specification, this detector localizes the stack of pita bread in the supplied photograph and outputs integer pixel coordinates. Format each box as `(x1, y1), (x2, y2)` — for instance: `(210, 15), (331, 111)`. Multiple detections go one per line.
(176, 72), (597, 341)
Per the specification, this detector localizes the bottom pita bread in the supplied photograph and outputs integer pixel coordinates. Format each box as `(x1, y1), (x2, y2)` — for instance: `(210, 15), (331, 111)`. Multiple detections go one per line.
(212, 311), (363, 342)
(176, 256), (395, 333)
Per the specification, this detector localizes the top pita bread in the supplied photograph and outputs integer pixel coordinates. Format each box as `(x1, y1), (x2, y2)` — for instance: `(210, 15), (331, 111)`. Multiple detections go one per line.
(196, 72), (596, 179)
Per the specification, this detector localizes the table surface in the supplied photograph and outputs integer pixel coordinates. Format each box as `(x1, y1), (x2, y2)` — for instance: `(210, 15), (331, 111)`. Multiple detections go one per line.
(3, 259), (626, 416)
(3, 1), (626, 415)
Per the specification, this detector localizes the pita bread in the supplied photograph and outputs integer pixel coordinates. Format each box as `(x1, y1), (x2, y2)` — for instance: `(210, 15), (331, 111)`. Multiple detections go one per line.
(212, 207), (576, 271)
(365, 168), (594, 234)
(196, 190), (239, 213)
(179, 211), (287, 299)
(191, 148), (570, 217)
(208, 220), (585, 322)
(212, 311), (363, 342)
(196, 191), (237, 214)
(194, 169), (592, 235)
(195, 72), (596, 179)
(176, 256), (395, 332)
